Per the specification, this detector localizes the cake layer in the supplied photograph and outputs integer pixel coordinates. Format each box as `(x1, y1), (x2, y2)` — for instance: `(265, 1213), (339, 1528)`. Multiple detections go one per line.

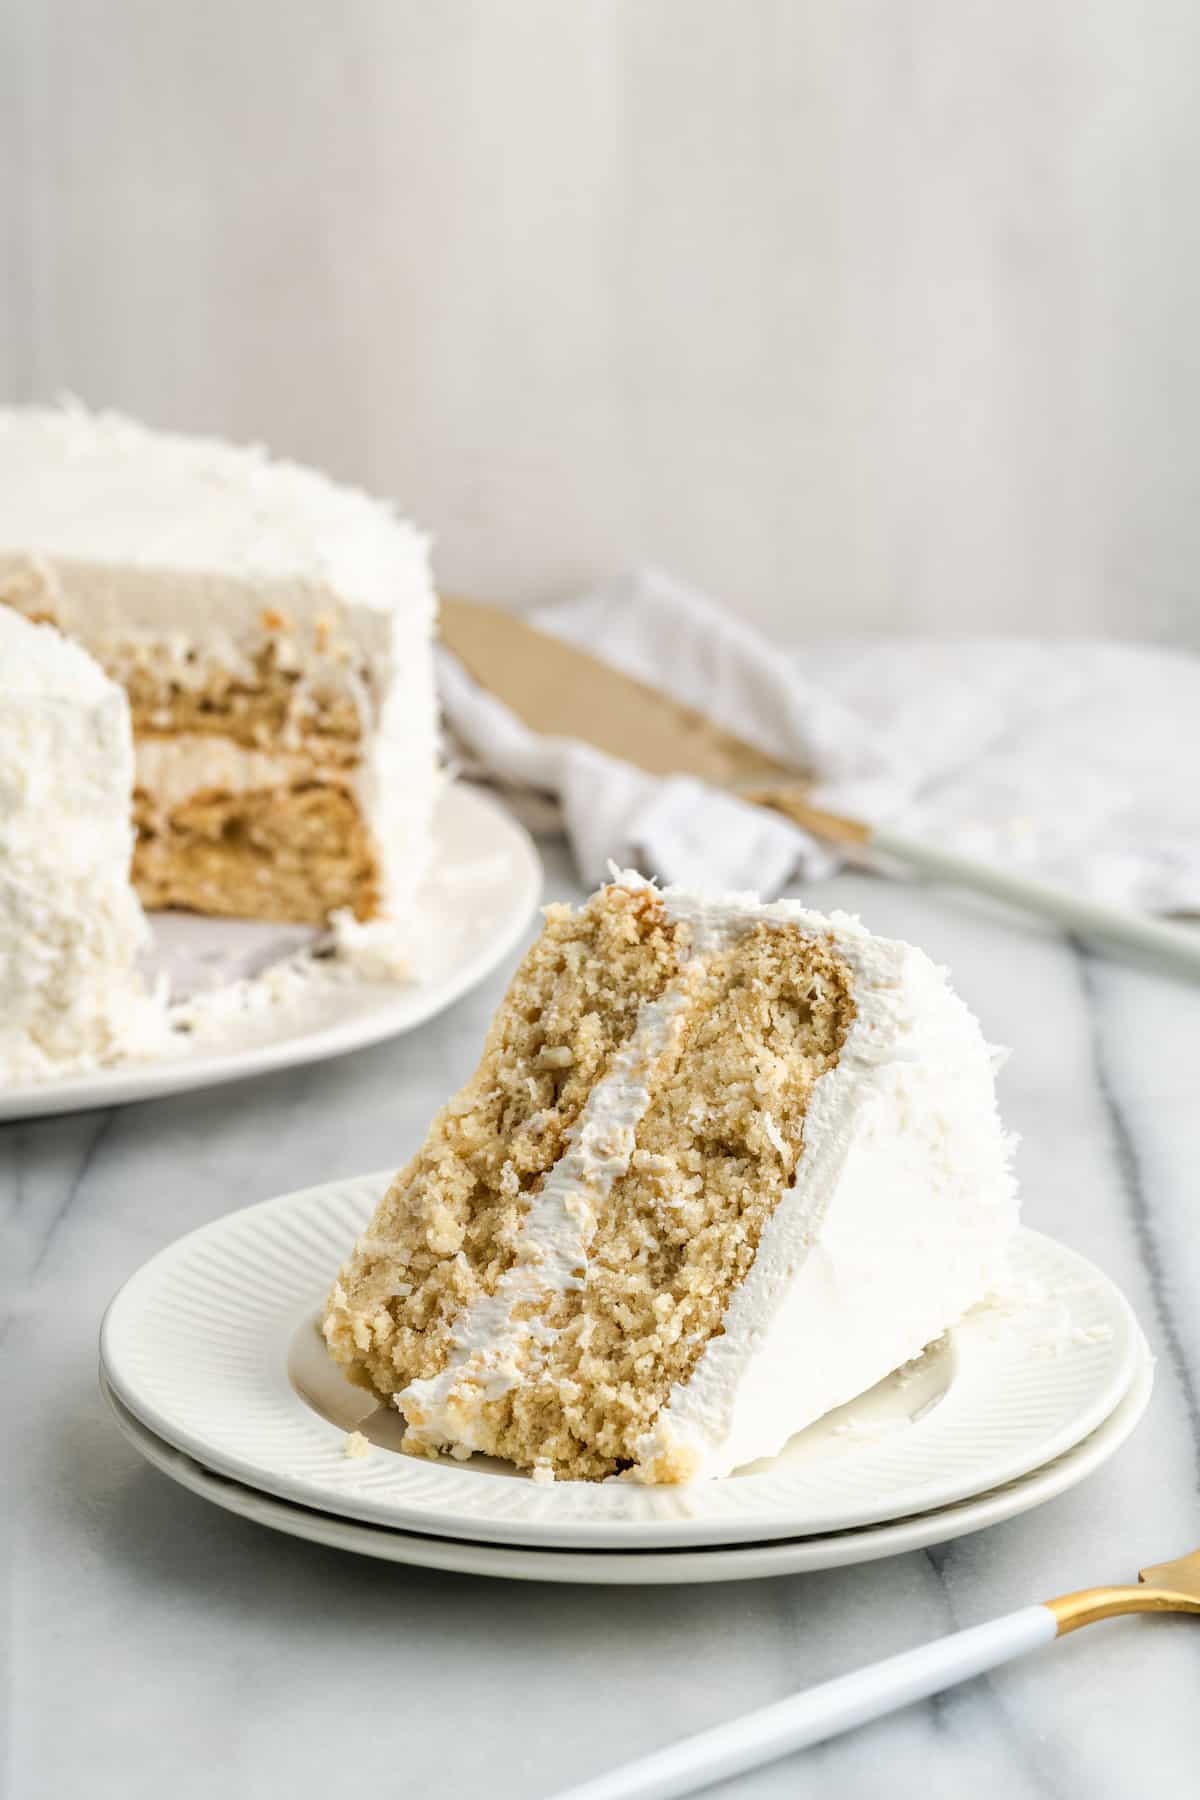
(124, 649), (365, 751)
(130, 732), (379, 921)
(323, 876), (1016, 1483)
(132, 782), (379, 924)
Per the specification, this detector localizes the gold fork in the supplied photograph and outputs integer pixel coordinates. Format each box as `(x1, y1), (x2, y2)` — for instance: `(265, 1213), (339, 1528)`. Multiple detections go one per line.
(553, 1552), (1200, 1800)
(1050, 1549), (1200, 1631)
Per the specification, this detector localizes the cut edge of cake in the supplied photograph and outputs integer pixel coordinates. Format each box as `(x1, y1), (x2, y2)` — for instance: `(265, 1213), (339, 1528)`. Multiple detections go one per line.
(0, 404), (439, 928)
(322, 871), (1018, 1484)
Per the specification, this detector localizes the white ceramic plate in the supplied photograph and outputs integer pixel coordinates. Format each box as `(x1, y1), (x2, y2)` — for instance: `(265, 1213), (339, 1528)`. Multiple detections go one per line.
(100, 1172), (1142, 1550)
(101, 1344), (1153, 1585)
(0, 786), (542, 1121)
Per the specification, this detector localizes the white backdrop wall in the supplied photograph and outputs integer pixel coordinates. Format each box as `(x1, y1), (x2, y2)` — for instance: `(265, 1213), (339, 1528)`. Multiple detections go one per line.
(2, 0), (1198, 644)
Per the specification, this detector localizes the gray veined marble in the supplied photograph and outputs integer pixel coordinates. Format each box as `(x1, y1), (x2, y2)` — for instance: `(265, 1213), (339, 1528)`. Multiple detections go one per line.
(4, 841), (1198, 1800)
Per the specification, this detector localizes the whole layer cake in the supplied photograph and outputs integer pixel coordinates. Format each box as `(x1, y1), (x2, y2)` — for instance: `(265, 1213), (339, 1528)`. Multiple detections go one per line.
(323, 873), (1017, 1482)
(0, 607), (165, 1080)
(0, 406), (438, 925)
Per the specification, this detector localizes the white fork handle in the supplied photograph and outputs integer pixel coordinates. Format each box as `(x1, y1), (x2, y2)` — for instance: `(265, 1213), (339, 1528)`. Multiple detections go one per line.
(871, 826), (1200, 977)
(550, 1605), (1058, 1800)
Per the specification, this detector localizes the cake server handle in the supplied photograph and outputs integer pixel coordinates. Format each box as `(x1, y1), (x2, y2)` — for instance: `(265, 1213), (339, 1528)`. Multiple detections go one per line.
(549, 1606), (1059, 1800)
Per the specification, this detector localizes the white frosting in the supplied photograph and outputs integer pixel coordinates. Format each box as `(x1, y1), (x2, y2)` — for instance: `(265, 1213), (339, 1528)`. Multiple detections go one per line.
(0, 404), (428, 611)
(397, 872), (1018, 1479)
(133, 735), (322, 809)
(0, 404), (439, 917)
(0, 610), (168, 1080)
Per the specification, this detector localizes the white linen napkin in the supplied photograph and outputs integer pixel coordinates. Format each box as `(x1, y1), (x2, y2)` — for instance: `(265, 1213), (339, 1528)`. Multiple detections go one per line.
(439, 567), (1200, 911)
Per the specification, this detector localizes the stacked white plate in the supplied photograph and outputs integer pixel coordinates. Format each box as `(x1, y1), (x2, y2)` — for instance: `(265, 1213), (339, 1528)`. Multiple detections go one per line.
(100, 1173), (1152, 1586)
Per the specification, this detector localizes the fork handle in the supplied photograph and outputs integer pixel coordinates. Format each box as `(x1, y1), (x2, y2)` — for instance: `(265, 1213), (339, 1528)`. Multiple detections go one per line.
(871, 827), (1200, 977)
(551, 1606), (1057, 1800)
(751, 786), (1200, 980)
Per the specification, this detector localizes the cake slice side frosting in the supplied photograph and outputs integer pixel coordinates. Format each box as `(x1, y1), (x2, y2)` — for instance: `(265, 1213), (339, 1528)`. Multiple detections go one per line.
(634, 923), (1018, 1480)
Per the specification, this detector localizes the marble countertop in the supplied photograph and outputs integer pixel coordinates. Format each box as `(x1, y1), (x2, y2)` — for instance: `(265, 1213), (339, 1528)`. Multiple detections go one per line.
(6, 840), (1198, 1799)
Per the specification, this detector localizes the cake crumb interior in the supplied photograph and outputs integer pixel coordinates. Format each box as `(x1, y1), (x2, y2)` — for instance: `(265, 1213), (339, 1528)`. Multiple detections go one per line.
(131, 782), (381, 923)
(322, 885), (683, 1395)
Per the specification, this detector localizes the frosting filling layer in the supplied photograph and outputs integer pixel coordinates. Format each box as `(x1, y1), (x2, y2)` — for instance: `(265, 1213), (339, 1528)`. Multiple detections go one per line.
(134, 734), (333, 808)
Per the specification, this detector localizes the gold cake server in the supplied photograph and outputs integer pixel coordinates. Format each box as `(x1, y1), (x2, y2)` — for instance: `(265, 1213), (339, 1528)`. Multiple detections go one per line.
(441, 597), (1200, 976)
(551, 1549), (1200, 1800)
(439, 596), (796, 787)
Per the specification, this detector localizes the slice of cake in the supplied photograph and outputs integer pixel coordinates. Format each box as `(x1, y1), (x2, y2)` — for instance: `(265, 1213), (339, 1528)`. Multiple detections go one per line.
(322, 872), (1017, 1482)
(0, 608), (166, 1081)
(0, 405), (437, 926)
